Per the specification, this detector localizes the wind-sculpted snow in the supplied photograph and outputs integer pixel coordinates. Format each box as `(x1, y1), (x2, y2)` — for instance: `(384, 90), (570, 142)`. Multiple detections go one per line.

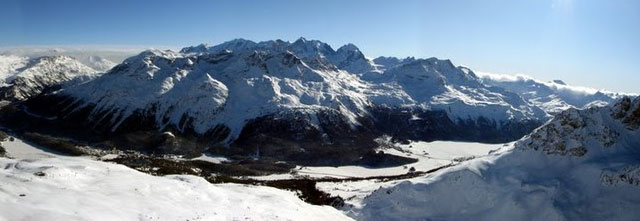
(358, 97), (640, 220)
(53, 38), (547, 145)
(0, 55), (97, 100)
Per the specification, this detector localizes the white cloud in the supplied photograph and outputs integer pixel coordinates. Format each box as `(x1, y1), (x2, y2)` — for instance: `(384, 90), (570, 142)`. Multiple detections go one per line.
(475, 71), (607, 95)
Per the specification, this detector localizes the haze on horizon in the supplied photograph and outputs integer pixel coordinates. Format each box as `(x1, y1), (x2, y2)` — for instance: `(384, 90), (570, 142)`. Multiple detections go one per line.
(1, 0), (638, 93)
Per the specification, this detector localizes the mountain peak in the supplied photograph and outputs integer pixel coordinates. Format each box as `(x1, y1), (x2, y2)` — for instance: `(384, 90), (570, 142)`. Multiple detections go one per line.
(0, 55), (96, 100)
(294, 37), (308, 43)
(372, 56), (416, 70)
(206, 39), (257, 54)
(552, 79), (566, 85)
(291, 37), (332, 49)
(179, 43), (208, 54)
(337, 43), (360, 53)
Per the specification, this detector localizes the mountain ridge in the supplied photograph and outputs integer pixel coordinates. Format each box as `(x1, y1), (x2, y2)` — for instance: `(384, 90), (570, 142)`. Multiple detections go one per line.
(0, 55), (97, 100)
(0, 38), (627, 165)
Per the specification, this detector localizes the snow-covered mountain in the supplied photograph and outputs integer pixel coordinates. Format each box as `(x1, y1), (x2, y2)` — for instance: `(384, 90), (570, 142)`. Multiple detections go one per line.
(372, 56), (416, 71)
(358, 96), (640, 220)
(1, 46), (140, 72)
(0, 55), (97, 100)
(476, 71), (625, 114)
(0, 138), (350, 221)
(25, 38), (548, 157)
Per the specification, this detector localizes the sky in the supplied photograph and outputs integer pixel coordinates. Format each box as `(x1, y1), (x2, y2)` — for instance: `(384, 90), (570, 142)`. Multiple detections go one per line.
(1, 0), (638, 93)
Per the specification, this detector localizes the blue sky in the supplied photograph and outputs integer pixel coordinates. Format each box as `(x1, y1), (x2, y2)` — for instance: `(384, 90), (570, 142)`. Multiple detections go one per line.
(1, 0), (638, 93)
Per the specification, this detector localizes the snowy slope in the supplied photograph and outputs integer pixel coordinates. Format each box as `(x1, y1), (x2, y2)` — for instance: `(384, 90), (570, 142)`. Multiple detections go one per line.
(61, 47), (371, 140)
(364, 59), (547, 122)
(0, 55), (97, 100)
(46, 38), (546, 145)
(0, 55), (29, 82)
(476, 71), (626, 114)
(0, 138), (351, 221)
(357, 96), (640, 220)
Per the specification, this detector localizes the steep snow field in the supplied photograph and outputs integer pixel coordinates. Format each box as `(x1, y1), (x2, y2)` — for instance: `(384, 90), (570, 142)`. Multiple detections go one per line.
(356, 97), (640, 220)
(0, 138), (351, 221)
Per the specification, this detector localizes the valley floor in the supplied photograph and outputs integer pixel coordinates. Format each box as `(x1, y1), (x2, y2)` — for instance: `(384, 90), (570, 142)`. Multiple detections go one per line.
(315, 141), (504, 214)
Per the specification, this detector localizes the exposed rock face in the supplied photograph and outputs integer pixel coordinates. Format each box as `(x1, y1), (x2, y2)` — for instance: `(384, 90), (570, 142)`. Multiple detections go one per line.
(601, 165), (640, 187)
(516, 108), (620, 156)
(612, 96), (640, 130)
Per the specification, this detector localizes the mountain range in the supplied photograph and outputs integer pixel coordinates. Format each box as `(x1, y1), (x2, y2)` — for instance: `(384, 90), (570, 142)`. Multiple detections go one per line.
(0, 38), (629, 165)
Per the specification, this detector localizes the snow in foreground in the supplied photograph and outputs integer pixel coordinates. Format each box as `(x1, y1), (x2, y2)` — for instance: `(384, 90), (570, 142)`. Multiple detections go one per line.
(357, 97), (640, 220)
(0, 139), (351, 221)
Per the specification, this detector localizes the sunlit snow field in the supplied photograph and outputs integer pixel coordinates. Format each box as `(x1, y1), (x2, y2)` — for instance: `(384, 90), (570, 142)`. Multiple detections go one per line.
(0, 137), (350, 221)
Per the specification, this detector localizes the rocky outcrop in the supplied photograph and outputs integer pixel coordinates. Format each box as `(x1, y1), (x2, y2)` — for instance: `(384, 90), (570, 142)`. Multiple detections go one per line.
(612, 96), (640, 130)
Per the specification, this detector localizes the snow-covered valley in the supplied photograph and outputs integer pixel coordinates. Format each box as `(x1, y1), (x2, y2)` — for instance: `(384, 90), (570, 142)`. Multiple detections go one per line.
(251, 140), (501, 180)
